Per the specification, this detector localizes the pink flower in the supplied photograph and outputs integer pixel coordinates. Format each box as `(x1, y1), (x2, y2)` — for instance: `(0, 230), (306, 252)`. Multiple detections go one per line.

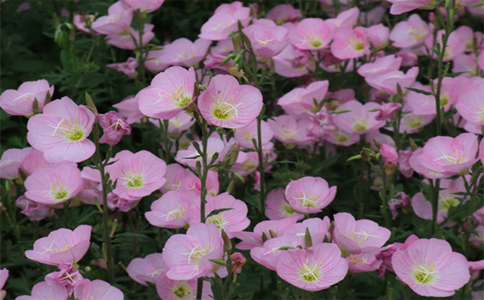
(307, 108), (335, 140)
(0, 147), (33, 179)
(390, 14), (431, 48)
(426, 30), (467, 62)
(375, 103), (402, 121)
(138, 66), (196, 119)
(289, 18), (334, 50)
(73, 14), (96, 35)
(113, 95), (144, 124)
(242, 23), (289, 58)
(392, 238), (470, 297)
(106, 57), (137, 77)
(106, 24), (155, 50)
(357, 55), (402, 78)
(285, 176), (337, 214)
(412, 133), (479, 178)
(276, 243), (348, 291)
(145, 49), (169, 73)
(24, 163), (82, 205)
(97, 111), (131, 146)
(0, 269), (8, 295)
(73, 279), (123, 300)
(389, 192), (409, 220)
(234, 217), (299, 250)
(27, 97), (95, 163)
(158, 38), (211, 67)
(104, 150), (167, 200)
(16, 281), (68, 300)
(265, 188), (304, 220)
(326, 7), (359, 29)
(380, 144), (398, 166)
(332, 100), (385, 134)
(123, 0), (165, 12)
(365, 24), (389, 49)
(25, 225), (92, 266)
(273, 44), (313, 78)
(347, 253), (382, 273)
(45, 265), (84, 287)
(199, 2), (250, 41)
(456, 82), (484, 126)
(91, 1), (133, 35)
(266, 4), (301, 24)
(162, 223), (224, 280)
(198, 75), (263, 129)
(331, 27), (369, 60)
(268, 115), (311, 144)
(277, 81), (329, 117)
(205, 193), (250, 237)
(234, 119), (273, 150)
(284, 217), (331, 241)
(175, 136), (225, 170)
(387, 0), (435, 15)
(251, 234), (308, 271)
(127, 253), (166, 286)
(16, 196), (50, 221)
(145, 191), (198, 229)
(366, 67), (419, 95)
(0, 79), (54, 116)
(333, 212), (391, 256)
(156, 276), (213, 300)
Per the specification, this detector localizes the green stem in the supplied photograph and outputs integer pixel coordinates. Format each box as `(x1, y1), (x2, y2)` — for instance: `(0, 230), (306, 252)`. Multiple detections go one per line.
(431, 179), (441, 235)
(256, 115), (266, 221)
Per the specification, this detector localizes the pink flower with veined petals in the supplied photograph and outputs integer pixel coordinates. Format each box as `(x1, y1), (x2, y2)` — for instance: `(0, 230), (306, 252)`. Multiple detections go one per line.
(285, 176), (337, 214)
(161, 163), (196, 193)
(0, 269), (8, 295)
(390, 14), (431, 48)
(332, 100), (385, 134)
(234, 217), (299, 250)
(158, 38), (211, 67)
(0, 79), (54, 116)
(242, 23), (289, 58)
(234, 119), (274, 150)
(283, 217), (331, 241)
(331, 27), (370, 60)
(106, 24), (155, 50)
(0, 147), (33, 179)
(278, 80), (329, 117)
(73, 279), (123, 300)
(105, 150), (167, 200)
(392, 238), (470, 297)
(199, 2), (250, 41)
(25, 225), (92, 266)
(24, 163), (83, 205)
(387, 0), (435, 15)
(412, 133), (479, 178)
(91, 1), (132, 35)
(145, 191), (198, 229)
(365, 24), (389, 49)
(289, 18), (335, 50)
(27, 97), (95, 163)
(268, 115), (311, 144)
(265, 188), (304, 221)
(456, 82), (484, 126)
(175, 137), (225, 171)
(380, 144), (398, 166)
(156, 276), (213, 300)
(204, 193), (250, 237)
(198, 75), (263, 129)
(162, 223), (224, 280)
(45, 264), (84, 287)
(375, 103), (402, 121)
(333, 212), (391, 256)
(113, 95), (144, 124)
(16, 281), (68, 300)
(266, 4), (301, 24)
(97, 111), (131, 146)
(16, 195), (51, 221)
(251, 234), (309, 271)
(138, 66), (196, 120)
(326, 7), (359, 29)
(357, 55), (402, 78)
(366, 67), (419, 95)
(123, 0), (164, 12)
(273, 44), (313, 78)
(127, 253), (166, 286)
(276, 243), (348, 291)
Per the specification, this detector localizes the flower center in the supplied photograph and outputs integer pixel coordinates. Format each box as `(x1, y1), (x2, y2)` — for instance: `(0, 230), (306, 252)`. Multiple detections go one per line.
(181, 244), (211, 266)
(298, 259), (322, 283)
(307, 35), (323, 48)
(280, 128), (298, 140)
(281, 204), (296, 216)
(124, 172), (144, 188)
(434, 149), (466, 165)
(438, 192), (459, 211)
(211, 94), (240, 121)
(48, 118), (86, 142)
(172, 282), (192, 299)
(160, 205), (187, 221)
(412, 260), (437, 285)
(292, 192), (319, 208)
(48, 180), (69, 201)
(206, 213), (226, 230)
(344, 230), (379, 245)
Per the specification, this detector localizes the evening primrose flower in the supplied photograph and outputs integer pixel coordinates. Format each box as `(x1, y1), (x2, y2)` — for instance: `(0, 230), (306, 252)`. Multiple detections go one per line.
(276, 243), (348, 291)
(25, 225), (92, 266)
(198, 75), (263, 129)
(288, 18), (335, 50)
(27, 97), (95, 163)
(24, 163), (82, 205)
(392, 238), (470, 297)
(285, 176), (337, 214)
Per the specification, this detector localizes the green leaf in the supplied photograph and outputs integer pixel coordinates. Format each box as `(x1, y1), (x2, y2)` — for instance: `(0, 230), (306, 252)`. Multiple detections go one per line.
(406, 87), (432, 96)
(206, 208), (234, 219)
